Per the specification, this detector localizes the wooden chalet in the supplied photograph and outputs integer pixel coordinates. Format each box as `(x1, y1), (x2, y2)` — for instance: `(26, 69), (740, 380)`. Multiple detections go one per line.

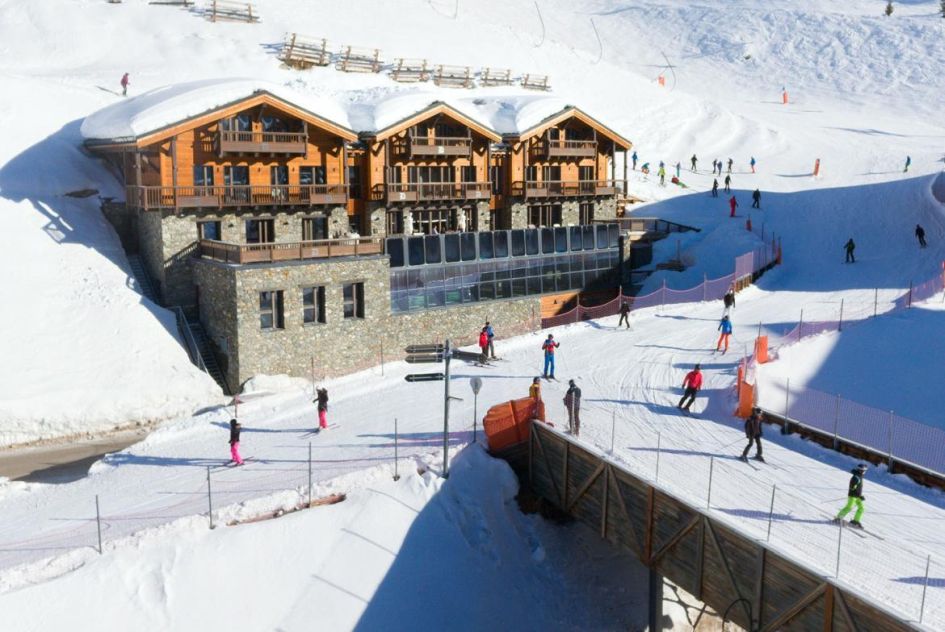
(356, 102), (502, 235)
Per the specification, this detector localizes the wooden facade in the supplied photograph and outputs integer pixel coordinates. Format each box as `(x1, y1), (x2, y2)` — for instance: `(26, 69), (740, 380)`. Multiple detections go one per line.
(499, 422), (920, 632)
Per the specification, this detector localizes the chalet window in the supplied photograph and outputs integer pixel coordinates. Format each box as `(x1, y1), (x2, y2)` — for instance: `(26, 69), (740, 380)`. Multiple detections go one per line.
(579, 202), (594, 225)
(349, 214), (361, 235)
(342, 282), (364, 319)
(270, 166), (289, 186)
(261, 116), (287, 132)
(408, 166), (451, 184)
(528, 204), (562, 228)
(246, 219), (274, 244)
(223, 166), (250, 204)
(542, 165), (561, 183)
(193, 165), (214, 187)
(197, 221), (221, 241)
(412, 209), (451, 235)
(490, 165), (504, 195)
(299, 166), (326, 186)
(347, 166), (362, 199)
(259, 290), (284, 330)
(434, 122), (463, 137)
(579, 166), (594, 183)
(460, 166), (476, 183)
(236, 114), (251, 131)
(526, 165), (538, 182)
(302, 217), (328, 241)
(302, 286), (326, 324)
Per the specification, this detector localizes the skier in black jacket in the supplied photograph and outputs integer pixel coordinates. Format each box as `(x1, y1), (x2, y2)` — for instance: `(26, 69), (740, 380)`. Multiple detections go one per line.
(739, 408), (764, 462)
(711, 179), (719, 198)
(722, 286), (735, 317)
(617, 300), (631, 329)
(835, 463), (868, 528)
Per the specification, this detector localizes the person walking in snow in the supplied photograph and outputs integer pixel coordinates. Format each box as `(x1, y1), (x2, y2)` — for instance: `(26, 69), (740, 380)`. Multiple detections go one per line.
(529, 377), (542, 401)
(716, 159), (723, 176)
(722, 286), (736, 317)
(711, 178), (719, 198)
(640, 162), (650, 175)
(916, 224), (927, 248)
(478, 327), (490, 363)
(541, 334), (560, 379)
(711, 158), (718, 175)
(834, 463), (868, 529)
(659, 160), (665, 170)
(564, 379), (582, 436)
(228, 418), (244, 465)
(484, 321), (496, 358)
(904, 156), (911, 173)
(315, 387), (329, 431)
(844, 238), (856, 263)
(716, 314), (733, 354)
(724, 174), (732, 192)
(120, 72), (130, 97)
(658, 165), (666, 186)
(729, 195), (738, 217)
(677, 364), (702, 412)
(631, 150), (638, 170)
(751, 188), (761, 209)
(691, 154), (698, 171)
(727, 158), (733, 174)
(675, 162), (681, 180)
(739, 407), (765, 462)
(617, 299), (631, 329)
(750, 156), (756, 173)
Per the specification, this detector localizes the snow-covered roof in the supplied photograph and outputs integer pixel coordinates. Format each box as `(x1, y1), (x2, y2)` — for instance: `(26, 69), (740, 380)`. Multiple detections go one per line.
(80, 78), (354, 142)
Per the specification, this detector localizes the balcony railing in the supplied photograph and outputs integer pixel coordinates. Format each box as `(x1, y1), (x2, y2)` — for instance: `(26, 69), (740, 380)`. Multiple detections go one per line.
(406, 136), (472, 157)
(198, 237), (385, 265)
(383, 181), (491, 203)
(126, 185), (348, 210)
(511, 179), (626, 199)
(216, 130), (308, 155)
(537, 139), (598, 158)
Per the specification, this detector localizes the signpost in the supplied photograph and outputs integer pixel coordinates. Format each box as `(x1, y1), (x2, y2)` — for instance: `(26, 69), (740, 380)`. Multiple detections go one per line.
(470, 377), (482, 444)
(404, 340), (454, 478)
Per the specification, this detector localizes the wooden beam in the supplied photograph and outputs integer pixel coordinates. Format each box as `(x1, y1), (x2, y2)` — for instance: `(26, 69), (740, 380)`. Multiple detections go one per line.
(600, 462), (609, 538)
(753, 548), (767, 632)
(531, 427), (564, 507)
(705, 520), (752, 624)
(134, 150), (142, 187)
(562, 441), (570, 509)
(650, 512), (700, 566)
(528, 422), (534, 490)
(833, 589), (859, 632)
(607, 467), (644, 557)
(694, 517), (706, 601)
(760, 583), (826, 632)
(824, 584), (835, 632)
(644, 486), (655, 563)
(566, 461), (604, 512)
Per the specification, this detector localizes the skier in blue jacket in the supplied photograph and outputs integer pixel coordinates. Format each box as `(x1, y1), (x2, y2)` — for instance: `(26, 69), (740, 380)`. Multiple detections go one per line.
(716, 315), (733, 354)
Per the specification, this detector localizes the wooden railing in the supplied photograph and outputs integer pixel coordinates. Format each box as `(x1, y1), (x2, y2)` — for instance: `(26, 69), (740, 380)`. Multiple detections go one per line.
(538, 139), (598, 158)
(384, 181), (491, 203)
(511, 179), (626, 199)
(198, 237), (384, 264)
(126, 184), (348, 210)
(216, 130), (307, 155)
(407, 136), (472, 157)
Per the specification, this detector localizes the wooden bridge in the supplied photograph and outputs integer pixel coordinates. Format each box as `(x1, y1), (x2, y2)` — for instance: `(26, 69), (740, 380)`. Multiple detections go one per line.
(497, 421), (921, 631)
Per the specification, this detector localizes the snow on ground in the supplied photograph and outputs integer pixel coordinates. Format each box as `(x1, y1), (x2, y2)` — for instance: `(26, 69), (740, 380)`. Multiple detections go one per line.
(0, 447), (648, 632)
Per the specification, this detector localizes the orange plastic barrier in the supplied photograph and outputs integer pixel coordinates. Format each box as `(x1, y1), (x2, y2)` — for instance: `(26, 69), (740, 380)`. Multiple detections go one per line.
(813, 158), (821, 177)
(754, 335), (769, 364)
(735, 365), (754, 418)
(483, 397), (546, 452)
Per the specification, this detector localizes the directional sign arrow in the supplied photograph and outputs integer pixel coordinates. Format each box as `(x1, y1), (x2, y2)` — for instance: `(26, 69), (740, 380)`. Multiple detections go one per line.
(405, 344), (445, 354)
(405, 354), (444, 364)
(404, 372), (445, 383)
(451, 349), (485, 363)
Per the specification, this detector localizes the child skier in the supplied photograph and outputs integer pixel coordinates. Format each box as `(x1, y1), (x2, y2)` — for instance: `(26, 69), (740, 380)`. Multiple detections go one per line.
(315, 387), (329, 431)
(739, 407), (765, 462)
(529, 377), (542, 401)
(228, 418), (244, 465)
(541, 334), (560, 379)
(835, 463), (868, 528)
(716, 315), (733, 353)
(677, 364), (702, 412)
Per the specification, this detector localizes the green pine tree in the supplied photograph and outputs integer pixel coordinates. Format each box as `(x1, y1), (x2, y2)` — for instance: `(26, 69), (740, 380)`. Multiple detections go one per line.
(940, 0), (945, 17)
(885, 1), (894, 16)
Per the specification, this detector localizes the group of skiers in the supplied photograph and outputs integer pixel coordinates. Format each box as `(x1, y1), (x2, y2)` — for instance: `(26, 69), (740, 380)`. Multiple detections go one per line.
(528, 354), (582, 437)
(478, 322), (497, 361)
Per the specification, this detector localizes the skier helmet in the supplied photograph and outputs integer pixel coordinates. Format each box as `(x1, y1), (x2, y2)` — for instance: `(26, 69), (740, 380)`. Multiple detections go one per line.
(856, 463), (868, 472)
(568, 379), (575, 387)
(694, 363), (701, 370)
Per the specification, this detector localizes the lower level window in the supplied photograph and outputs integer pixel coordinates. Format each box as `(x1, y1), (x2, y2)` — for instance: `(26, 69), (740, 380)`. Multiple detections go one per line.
(303, 286), (326, 324)
(528, 204), (562, 228)
(342, 282), (364, 319)
(260, 290), (285, 329)
(579, 202), (594, 225)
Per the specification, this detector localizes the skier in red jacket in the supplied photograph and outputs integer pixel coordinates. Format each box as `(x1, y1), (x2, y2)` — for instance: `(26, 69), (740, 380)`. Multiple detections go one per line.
(729, 195), (738, 218)
(120, 72), (130, 97)
(677, 364), (703, 412)
(478, 327), (489, 362)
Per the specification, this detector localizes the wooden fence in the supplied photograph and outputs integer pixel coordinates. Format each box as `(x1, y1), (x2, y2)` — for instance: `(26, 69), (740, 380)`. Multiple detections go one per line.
(206, 0), (258, 22)
(279, 34), (330, 68)
(497, 422), (920, 631)
(336, 45), (383, 73)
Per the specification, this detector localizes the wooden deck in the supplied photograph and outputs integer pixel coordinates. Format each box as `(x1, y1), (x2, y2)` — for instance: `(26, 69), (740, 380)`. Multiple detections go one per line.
(511, 179), (627, 199)
(497, 422), (920, 632)
(198, 237), (384, 264)
(538, 139), (598, 159)
(406, 136), (471, 158)
(381, 181), (491, 204)
(126, 184), (348, 210)
(216, 130), (307, 155)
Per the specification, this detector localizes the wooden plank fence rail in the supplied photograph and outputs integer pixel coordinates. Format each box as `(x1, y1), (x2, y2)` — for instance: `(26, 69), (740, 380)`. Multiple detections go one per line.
(336, 46), (382, 73)
(433, 64), (473, 89)
(390, 58), (431, 83)
(499, 422), (921, 631)
(521, 73), (551, 91)
(207, 0), (258, 22)
(279, 34), (330, 69)
(480, 67), (513, 86)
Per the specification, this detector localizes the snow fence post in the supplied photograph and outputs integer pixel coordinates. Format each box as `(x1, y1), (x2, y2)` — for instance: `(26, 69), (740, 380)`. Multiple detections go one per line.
(765, 485), (776, 542)
(393, 417), (400, 482)
(838, 299), (844, 332)
(798, 309), (804, 342)
(95, 495), (103, 555)
(702, 273), (707, 302)
(832, 394), (841, 450)
(206, 466), (214, 530)
(835, 520), (843, 578)
(782, 378), (791, 435)
(706, 457), (715, 509)
(873, 288), (879, 318)
(307, 442), (313, 507)
(920, 555), (932, 624)
(655, 432), (662, 482)
(908, 281), (914, 308)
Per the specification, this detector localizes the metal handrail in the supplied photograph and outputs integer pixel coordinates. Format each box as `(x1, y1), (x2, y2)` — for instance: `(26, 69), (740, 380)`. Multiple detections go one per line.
(172, 306), (207, 373)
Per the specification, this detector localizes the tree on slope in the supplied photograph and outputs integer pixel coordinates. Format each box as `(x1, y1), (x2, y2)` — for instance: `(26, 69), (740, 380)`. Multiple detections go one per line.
(885, 1), (894, 16)
(941, 0), (945, 18)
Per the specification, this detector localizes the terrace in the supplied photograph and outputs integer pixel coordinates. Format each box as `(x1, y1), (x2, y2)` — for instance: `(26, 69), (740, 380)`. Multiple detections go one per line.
(511, 179), (626, 199)
(216, 130), (308, 155)
(198, 237), (384, 265)
(125, 184), (348, 211)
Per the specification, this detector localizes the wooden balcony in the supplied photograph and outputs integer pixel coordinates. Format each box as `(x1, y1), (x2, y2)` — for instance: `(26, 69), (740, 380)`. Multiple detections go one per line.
(406, 136), (472, 158)
(216, 130), (307, 155)
(511, 179), (626, 199)
(383, 181), (491, 204)
(198, 237), (384, 265)
(537, 139), (598, 159)
(126, 184), (348, 210)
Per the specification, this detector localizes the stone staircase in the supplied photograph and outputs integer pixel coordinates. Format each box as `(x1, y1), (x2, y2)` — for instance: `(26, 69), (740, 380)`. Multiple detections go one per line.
(126, 255), (160, 303)
(186, 320), (231, 395)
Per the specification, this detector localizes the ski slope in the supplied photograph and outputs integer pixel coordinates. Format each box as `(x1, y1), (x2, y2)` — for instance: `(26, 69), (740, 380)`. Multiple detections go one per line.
(1, 0), (945, 628)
